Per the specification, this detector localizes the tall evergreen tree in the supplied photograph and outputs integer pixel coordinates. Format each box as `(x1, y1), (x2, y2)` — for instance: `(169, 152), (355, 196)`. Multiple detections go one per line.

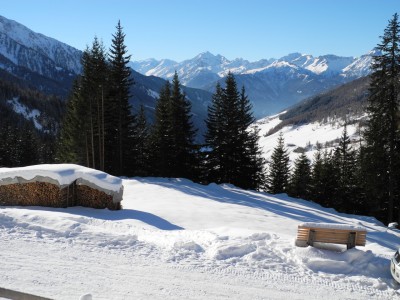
(80, 38), (109, 170)
(57, 81), (85, 165)
(336, 125), (358, 213)
(266, 132), (290, 194)
(288, 152), (311, 199)
(205, 73), (264, 189)
(107, 20), (135, 176)
(149, 81), (173, 176)
(310, 148), (338, 208)
(131, 105), (150, 176)
(168, 72), (198, 179)
(362, 13), (400, 223)
(149, 73), (198, 179)
(205, 82), (225, 182)
(57, 38), (109, 169)
(235, 87), (265, 189)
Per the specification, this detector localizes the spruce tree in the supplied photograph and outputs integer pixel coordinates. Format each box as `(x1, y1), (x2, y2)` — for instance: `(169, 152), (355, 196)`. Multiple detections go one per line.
(288, 152), (311, 199)
(168, 72), (198, 179)
(79, 38), (109, 170)
(336, 125), (358, 213)
(57, 80), (87, 165)
(149, 81), (173, 176)
(107, 21), (135, 176)
(205, 82), (225, 182)
(310, 143), (325, 203)
(150, 74), (198, 179)
(57, 38), (109, 169)
(205, 73), (264, 189)
(132, 105), (150, 176)
(363, 13), (400, 223)
(236, 87), (265, 189)
(266, 132), (290, 194)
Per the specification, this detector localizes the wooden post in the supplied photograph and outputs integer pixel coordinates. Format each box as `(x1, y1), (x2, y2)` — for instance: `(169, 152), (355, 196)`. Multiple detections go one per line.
(308, 229), (316, 246)
(347, 232), (356, 249)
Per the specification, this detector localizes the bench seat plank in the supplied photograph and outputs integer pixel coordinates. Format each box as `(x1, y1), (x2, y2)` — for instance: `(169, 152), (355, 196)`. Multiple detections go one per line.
(295, 223), (367, 249)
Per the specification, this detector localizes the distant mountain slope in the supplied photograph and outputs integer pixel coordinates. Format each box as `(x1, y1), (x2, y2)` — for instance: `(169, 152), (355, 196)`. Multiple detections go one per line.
(0, 15), (82, 96)
(273, 76), (370, 131)
(132, 51), (374, 117)
(0, 15), (212, 140)
(254, 76), (370, 163)
(130, 70), (212, 140)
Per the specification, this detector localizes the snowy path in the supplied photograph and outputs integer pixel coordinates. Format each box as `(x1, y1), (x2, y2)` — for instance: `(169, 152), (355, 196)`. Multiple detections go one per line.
(1, 234), (395, 300)
(1, 177), (400, 299)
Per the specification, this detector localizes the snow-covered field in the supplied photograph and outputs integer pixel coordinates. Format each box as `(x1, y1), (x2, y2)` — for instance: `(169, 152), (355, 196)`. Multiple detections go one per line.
(255, 112), (363, 163)
(1, 175), (400, 299)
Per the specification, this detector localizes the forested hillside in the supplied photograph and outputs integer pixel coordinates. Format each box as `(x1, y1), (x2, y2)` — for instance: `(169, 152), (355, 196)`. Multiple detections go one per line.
(0, 77), (65, 166)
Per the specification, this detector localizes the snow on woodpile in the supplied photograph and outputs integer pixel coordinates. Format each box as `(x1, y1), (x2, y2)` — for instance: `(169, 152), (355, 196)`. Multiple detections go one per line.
(0, 164), (123, 210)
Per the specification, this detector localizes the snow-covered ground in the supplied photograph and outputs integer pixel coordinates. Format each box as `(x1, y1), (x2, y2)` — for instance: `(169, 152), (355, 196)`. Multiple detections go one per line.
(1, 175), (400, 299)
(255, 112), (363, 163)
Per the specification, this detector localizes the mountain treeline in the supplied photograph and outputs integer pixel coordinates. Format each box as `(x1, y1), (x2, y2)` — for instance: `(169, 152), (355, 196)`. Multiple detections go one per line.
(267, 13), (400, 225)
(1, 15), (399, 226)
(55, 22), (265, 189)
(0, 78), (64, 167)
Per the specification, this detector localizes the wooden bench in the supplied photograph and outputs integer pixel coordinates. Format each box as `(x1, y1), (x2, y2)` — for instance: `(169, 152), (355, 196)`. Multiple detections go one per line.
(295, 223), (367, 249)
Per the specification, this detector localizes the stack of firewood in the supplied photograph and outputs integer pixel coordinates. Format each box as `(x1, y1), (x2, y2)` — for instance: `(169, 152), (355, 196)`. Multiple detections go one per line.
(76, 185), (121, 210)
(0, 182), (63, 207)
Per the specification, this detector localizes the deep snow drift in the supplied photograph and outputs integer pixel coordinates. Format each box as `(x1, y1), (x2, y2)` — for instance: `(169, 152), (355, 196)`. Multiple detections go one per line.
(1, 176), (400, 299)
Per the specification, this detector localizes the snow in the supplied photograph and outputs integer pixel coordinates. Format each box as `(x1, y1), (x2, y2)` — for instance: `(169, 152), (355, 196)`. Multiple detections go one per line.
(147, 88), (160, 99)
(0, 15), (81, 74)
(0, 164), (123, 200)
(299, 222), (366, 231)
(1, 170), (400, 299)
(6, 97), (43, 130)
(132, 51), (373, 87)
(255, 113), (364, 163)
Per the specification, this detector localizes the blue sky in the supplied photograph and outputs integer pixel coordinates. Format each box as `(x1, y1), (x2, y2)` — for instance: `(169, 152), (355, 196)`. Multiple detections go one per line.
(2, 0), (399, 62)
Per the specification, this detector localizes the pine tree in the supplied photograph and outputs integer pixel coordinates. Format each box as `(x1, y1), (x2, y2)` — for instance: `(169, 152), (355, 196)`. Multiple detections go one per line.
(205, 73), (264, 189)
(336, 125), (358, 213)
(288, 152), (311, 199)
(56, 80), (87, 165)
(168, 72), (198, 179)
(57, 38), (109, 169)
(310, 143), (325, 202)
(205, 82), (225, 183)
(320, 149), (341, 208)
(131, 105), (150, 176)
(149, 73), (199, 179)
(362, 13), (400, 223)
(107, 21), (135, 176)
(150, 81), (172, 176)
(235, 87), (265, 189)
(79, 38), (109, 170)
(266, 132), (290, 194)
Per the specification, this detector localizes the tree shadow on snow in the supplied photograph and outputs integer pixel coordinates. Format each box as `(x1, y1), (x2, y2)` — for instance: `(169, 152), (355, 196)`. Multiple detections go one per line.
(131, 178), (398, 251)
(134, 178), (344, 225)
(21, 206), (184, 231)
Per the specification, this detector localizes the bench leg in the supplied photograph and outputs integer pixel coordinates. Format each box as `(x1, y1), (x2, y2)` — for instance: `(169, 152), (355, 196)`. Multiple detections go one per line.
(307, 229), (316, 247)
(347, 232), (356, 249)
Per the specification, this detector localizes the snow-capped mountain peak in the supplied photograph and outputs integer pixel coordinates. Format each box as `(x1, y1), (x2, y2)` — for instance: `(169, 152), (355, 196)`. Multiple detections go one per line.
(132, 50), (372, 88)
(0, 15), (82, 74)
(131, 50), (374, 117)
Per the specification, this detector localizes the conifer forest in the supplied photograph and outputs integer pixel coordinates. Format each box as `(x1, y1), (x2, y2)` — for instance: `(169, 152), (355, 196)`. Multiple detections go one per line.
(1, 15), (400, 226)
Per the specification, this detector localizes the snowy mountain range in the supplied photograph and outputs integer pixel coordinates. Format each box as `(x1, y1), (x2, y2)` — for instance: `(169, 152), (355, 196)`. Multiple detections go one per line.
(0, 14), (374, 145)
(0, 15), (81, 96)
(132, 51), (374, 117)
(0, 14), (211, 138)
